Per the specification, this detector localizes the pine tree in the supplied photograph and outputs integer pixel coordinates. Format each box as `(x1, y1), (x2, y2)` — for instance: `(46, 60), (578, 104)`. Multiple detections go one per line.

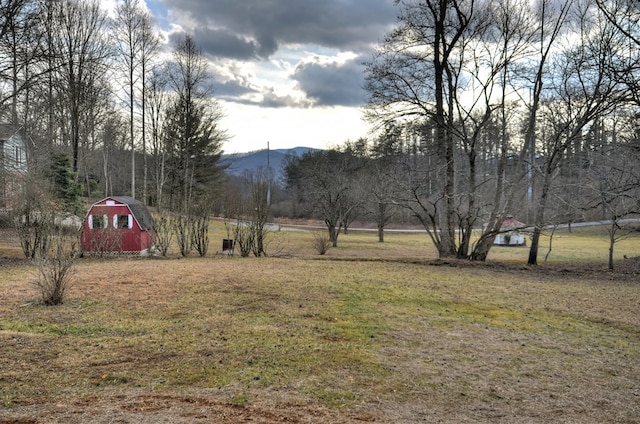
(162, 96), (225, 212)
(49, 154), (82, 214)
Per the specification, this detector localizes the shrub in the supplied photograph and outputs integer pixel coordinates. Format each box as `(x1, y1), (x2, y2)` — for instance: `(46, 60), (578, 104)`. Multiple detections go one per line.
(34, 231), (77, 305)
(312, 231), (331, 255)
(172, 214), (193, 257)
(192, 215), (209, 257)
(86, 226), (122, 257)
(233, 219), (255, 257)
(153, 213), (173, 256)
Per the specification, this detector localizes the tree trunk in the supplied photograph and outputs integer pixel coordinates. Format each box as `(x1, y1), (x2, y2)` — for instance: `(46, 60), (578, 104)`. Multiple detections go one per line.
(528, 225), (541, 266)
(376, 202), (386, 242)
(326, 219), (338, 247)
(130, 68), (135, 198)
(470, 234), (497, 261)
(608, 225), (616, 270)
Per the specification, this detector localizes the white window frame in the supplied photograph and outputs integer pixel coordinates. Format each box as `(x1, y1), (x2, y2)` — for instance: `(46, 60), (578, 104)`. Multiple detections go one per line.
(89, 214), (108, 229)
(113, 214), (133, 229)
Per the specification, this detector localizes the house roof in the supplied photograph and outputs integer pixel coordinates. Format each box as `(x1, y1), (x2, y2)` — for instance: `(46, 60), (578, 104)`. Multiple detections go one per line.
(92, 196), (154, 231)
(501, 216), (527, 229)
(0, 124), (22, 141)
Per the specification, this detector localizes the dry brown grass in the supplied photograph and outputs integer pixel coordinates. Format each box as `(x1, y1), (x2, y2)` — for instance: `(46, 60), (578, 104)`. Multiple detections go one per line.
(0, 224), (639, 423)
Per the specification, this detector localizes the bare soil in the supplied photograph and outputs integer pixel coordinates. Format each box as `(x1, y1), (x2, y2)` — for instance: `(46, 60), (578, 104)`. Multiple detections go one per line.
(1, 394), (368, 423)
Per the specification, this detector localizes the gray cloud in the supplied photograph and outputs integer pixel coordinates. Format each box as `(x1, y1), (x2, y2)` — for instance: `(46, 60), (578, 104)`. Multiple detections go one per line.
(158, 0), (396, 59)
(157, 0), (395, 108)
(213, 80), (258, 98)
(212, 79), (310, 108)
(194, 28), (259, 60)
(291, 56), (366, 107)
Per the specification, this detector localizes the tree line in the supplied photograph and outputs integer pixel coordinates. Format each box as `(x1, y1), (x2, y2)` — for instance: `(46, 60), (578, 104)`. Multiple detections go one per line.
(1, 0), (226, 215)
(285, 0), (640, 266)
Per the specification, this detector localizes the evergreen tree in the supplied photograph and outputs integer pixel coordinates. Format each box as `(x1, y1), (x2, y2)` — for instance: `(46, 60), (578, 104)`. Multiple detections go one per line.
(162, 95), (225, 212)
(49, 154), (82, 213)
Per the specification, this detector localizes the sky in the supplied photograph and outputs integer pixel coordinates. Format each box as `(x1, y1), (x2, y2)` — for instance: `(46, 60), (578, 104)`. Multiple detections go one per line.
(135, 0), (399, 153)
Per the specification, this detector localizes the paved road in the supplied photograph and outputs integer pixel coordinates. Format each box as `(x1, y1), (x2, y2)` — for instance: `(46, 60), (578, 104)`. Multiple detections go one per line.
(267, 218), (640, 233)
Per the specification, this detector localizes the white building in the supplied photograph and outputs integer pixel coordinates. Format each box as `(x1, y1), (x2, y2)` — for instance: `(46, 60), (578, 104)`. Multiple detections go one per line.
(0, 125), (27, 208)
(494, 216), (527, 246)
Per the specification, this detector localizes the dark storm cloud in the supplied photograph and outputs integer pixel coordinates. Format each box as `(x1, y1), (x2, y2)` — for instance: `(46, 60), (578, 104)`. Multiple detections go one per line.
(213, 80), (258, 98)
(158, 0), (397, 59)
(291, 56), (366, 107)
(194, 28), (259, 60)
(212, 79), (308, 108)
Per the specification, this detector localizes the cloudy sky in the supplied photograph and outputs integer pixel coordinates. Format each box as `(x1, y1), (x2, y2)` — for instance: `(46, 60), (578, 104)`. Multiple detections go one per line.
(138, 0), (398, 153)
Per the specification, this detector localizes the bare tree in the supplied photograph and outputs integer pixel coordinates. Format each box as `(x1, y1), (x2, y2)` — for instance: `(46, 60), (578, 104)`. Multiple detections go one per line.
(224, 168), (272, 257)
(365, 0), (531, 259)
(138, 11), (159, 205)
(366, 0), (477, 258)
(517, 0), (574, 225)
(48, 0), (111, 173)
(146, 66), (167, 208)
(113, 0), (146, 198)
(468, 0), (537, 260)
(583, 144), (640, 269)
(356, 132), (400, 243)
(362, 159), (398, 242)
(152, 212), (172, 256)
(13, 177), (53, 259)
(527, 2), (628, 265)
(0, 0), (45, 123)
(112, 0), (159, 200)
(286, 149), (362, 247)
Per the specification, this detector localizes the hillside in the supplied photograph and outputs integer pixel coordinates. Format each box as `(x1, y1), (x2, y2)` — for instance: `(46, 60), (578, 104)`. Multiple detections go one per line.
(221, 146), (319, 183)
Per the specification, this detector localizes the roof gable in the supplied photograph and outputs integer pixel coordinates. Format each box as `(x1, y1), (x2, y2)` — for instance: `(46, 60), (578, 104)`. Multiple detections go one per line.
(0, 124), (22, 141)
(90, 196), (154, 231)
(501, 217), (527, 229)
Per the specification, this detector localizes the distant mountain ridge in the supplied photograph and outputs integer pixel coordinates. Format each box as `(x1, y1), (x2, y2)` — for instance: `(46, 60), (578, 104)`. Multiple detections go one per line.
(221, 146), (319, 182)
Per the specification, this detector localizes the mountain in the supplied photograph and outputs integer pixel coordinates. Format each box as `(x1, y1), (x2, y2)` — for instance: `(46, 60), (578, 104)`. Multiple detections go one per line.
(221, 147), (319, 183)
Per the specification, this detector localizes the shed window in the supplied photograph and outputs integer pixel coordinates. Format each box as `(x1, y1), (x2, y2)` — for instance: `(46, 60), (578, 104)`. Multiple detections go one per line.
(115, 214), (132, 229)
(90, 214), (107, 229)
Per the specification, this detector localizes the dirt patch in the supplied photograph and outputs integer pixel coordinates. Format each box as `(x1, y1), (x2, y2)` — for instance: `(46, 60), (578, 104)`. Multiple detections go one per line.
(323, 255), (640, 283)
(1, 392), (373, 423)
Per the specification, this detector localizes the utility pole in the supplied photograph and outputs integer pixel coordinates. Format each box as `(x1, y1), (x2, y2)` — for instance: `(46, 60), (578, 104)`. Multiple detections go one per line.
(266, 142), (271, 206)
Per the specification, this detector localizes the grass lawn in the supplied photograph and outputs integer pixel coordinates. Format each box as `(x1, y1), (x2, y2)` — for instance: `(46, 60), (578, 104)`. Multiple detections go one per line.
(0, 223), (639, 423)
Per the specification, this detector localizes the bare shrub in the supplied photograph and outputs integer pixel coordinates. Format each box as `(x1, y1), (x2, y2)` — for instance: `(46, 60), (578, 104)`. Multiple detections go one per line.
(35, 231), (77, 305)
(312, 230), (331, 255)
(13, 203), (54, 259)
(15, 211), (53, 259)
(222, 168), (272, 258)
(192, 215), (209, 257)
(172, 214), (193, 257)
(86, 226), (123, 257)
(222, 221), (236, 255)
(153, 213), (173, 256)
(233, 219), (255, 257)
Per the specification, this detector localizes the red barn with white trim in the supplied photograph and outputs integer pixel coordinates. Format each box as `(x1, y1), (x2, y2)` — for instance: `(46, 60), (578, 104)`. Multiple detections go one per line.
(81, 196), (155, 255)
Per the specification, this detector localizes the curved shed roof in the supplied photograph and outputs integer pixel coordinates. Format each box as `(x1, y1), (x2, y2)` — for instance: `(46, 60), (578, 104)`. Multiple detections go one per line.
(92, 196), (154, 231)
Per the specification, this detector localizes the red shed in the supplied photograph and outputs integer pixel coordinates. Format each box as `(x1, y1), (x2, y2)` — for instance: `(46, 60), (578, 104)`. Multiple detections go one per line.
(81, 196), (155, 255)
